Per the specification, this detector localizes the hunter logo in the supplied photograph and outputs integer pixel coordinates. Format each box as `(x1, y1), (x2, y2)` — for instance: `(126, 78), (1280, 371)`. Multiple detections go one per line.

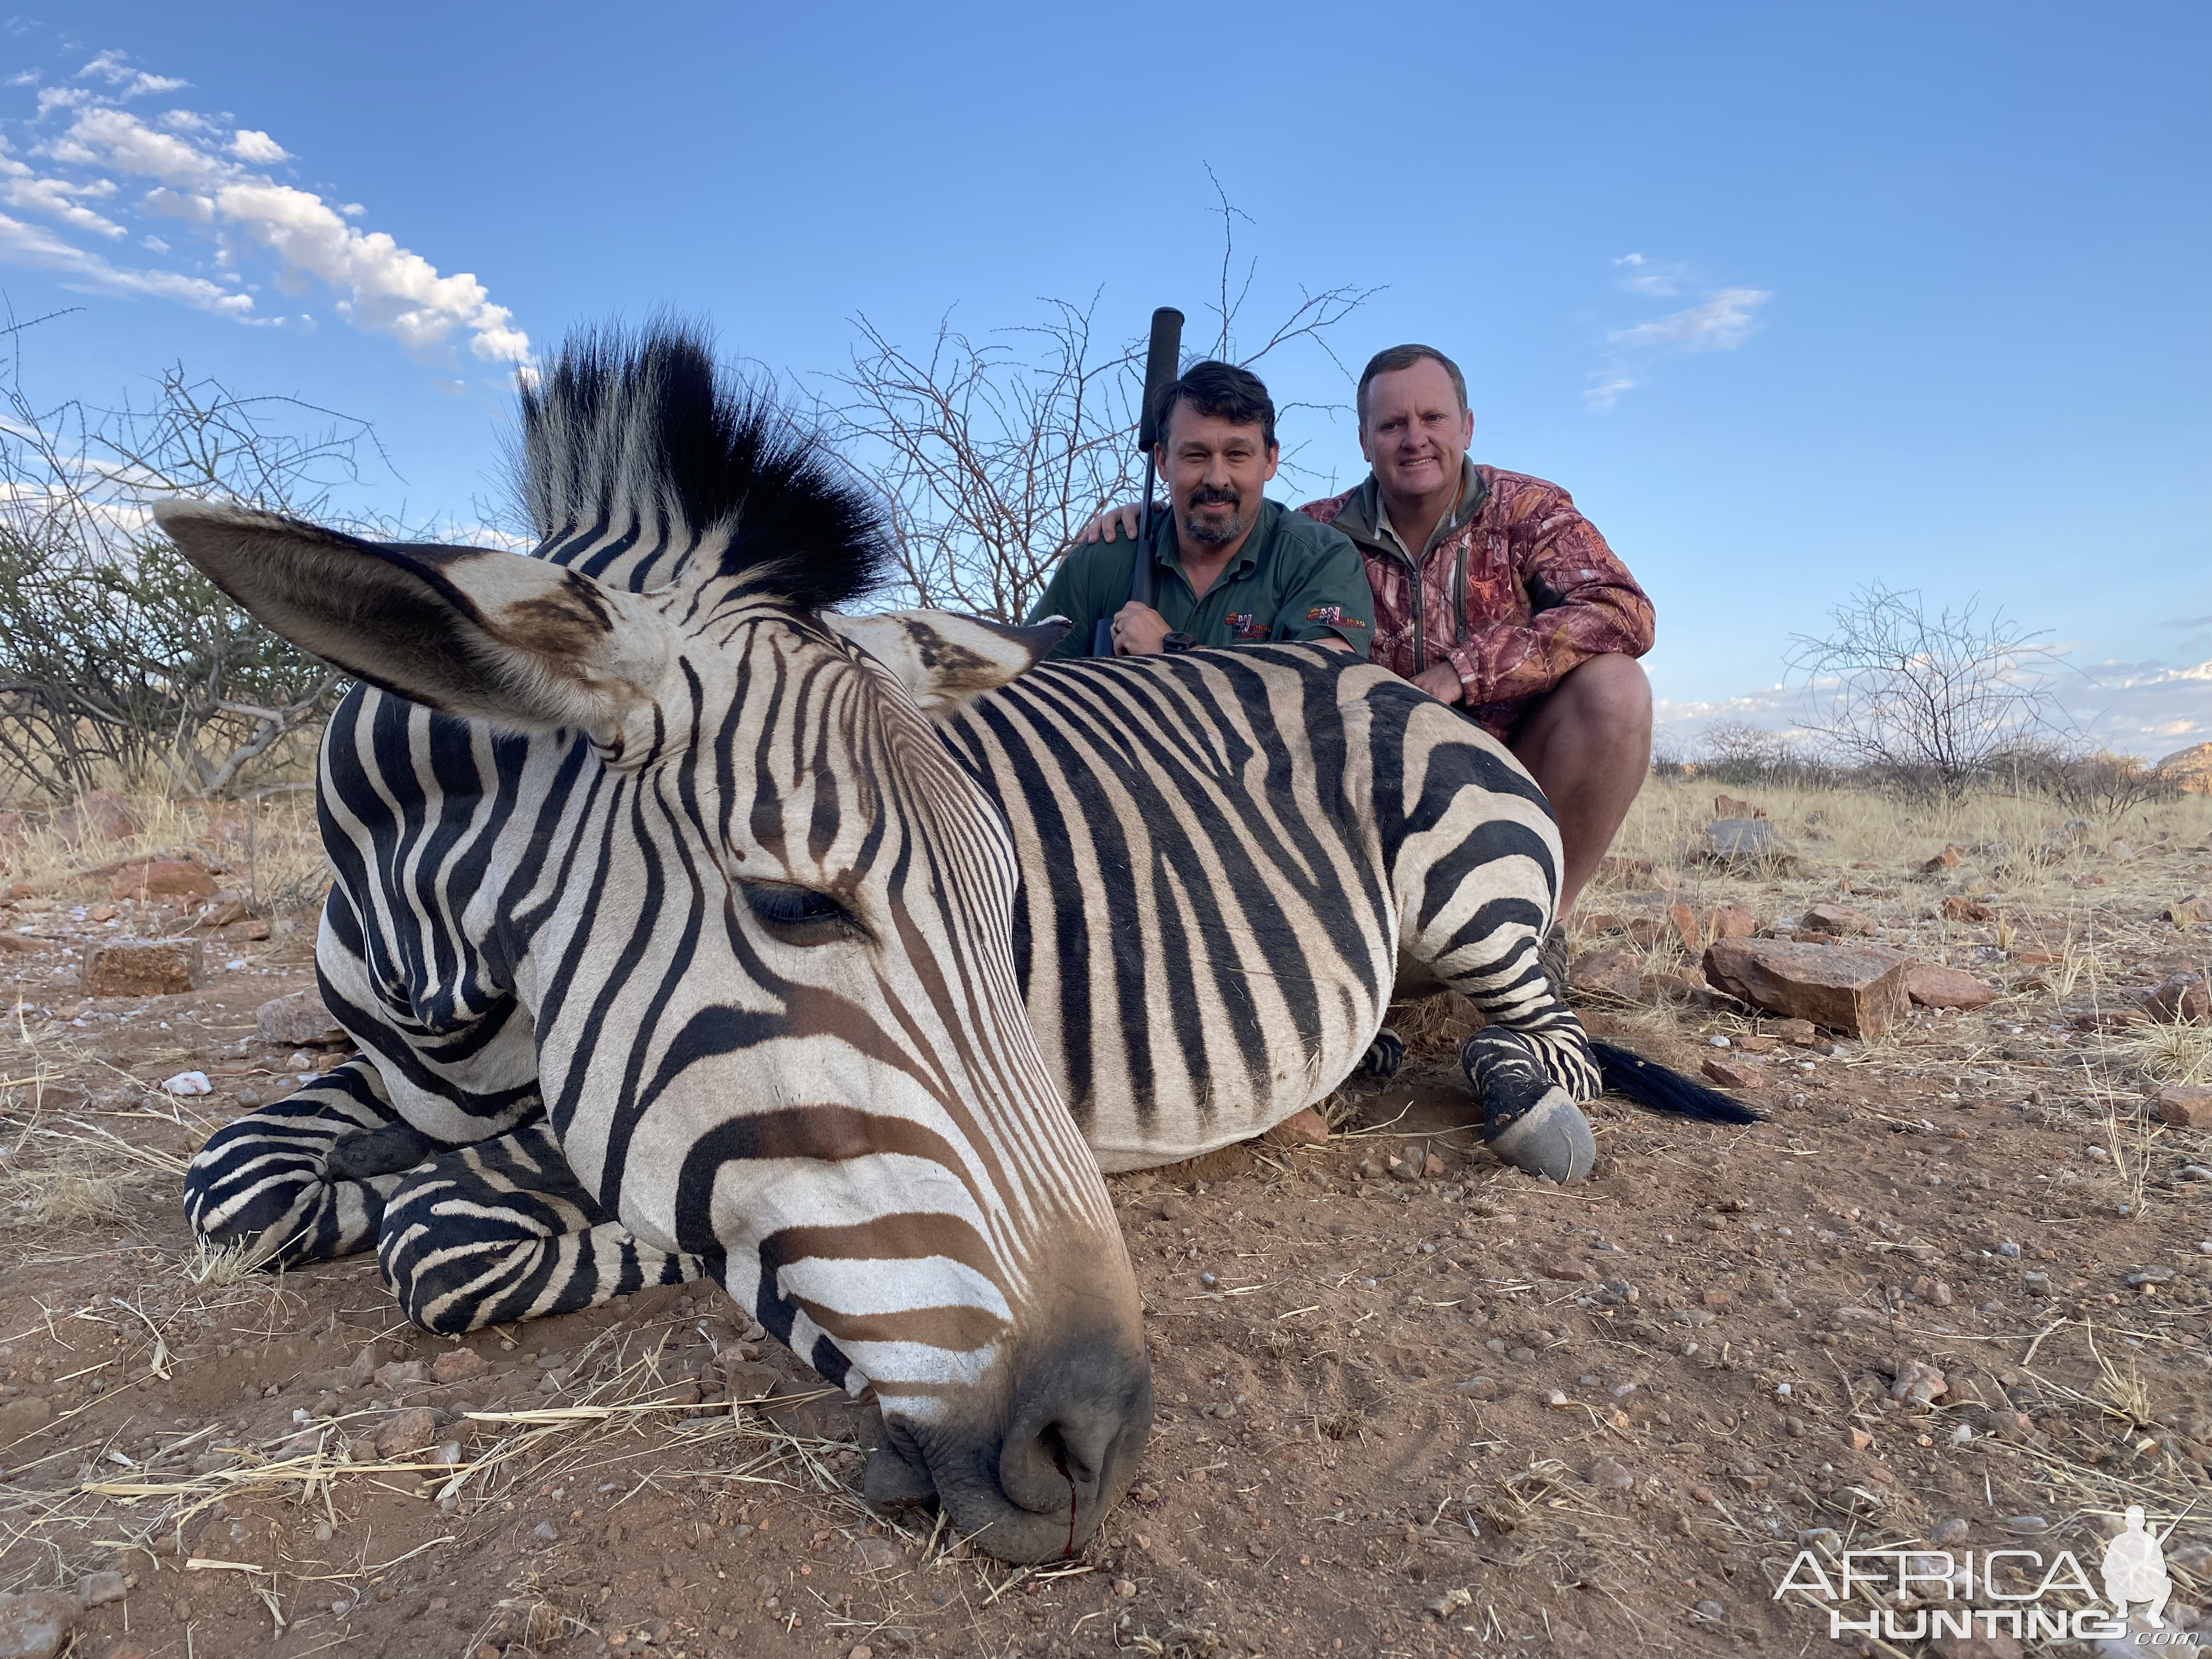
(2104, 1506), (2177, 1630)
(1224, 612), (1269, 639)
(1773, 1511), (2200, 1647)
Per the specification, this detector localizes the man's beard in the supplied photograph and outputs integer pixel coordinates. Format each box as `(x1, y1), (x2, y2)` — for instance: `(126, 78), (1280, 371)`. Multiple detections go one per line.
(1180, 487), (1246, 546)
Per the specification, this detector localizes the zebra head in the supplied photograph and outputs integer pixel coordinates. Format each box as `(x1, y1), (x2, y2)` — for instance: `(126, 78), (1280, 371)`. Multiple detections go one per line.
(154, 323), (1150, 1562)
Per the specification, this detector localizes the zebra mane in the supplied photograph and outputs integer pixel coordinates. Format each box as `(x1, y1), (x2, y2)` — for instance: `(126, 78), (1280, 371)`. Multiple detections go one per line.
(514, 319), (890, 610)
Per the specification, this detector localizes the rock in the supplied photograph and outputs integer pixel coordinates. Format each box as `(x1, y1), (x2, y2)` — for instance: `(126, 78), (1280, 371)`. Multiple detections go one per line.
(2021, 1272), (2052, 1297)
(430, 1348), (487, 1384)
(0, 1592), (77, 1659)
(1932, 1517), (1971, 1545)
(1942, 895), (1994, 922)
(2166, 894), (2205, 928)
(162, 1071), (213, 1096)
(106, 860), (215, 902)
(1890, 1360), (1948, 1408)
(1452, 1376), (1498, 1400)
(1667, 902), (1702, 952)
(1768, 1017), (1818, 1046)
(1799, 902), (1872, 936)
(1697, 818), (1794, 867)
(852, 1536), (901, 1572)
(1707, 901), (1757, 940)
(74, 1572), (126, 1609)
(1693, 1599), (1725, 1622)
(1921, 844), (1962, 872)
(1712, 793), (1765, 820)
(533, 1521), (559, 1543)
(375, 1360), (428, 1391)
(0, 934), (39, 956)
(81, 938), (203, 998)
(1570, 948), (1645, 1004)
(1599, 854), (1656, 881)
(2155, 1087), (2212, 1130)
(375, 1408), (439, 1458)
(0, 1397), (51, 1439)
(2143, 972), (2209, 1024)
(1701, 1057), (1763, 1089)
(1702, 939), (1911, 1037)
(1906, 964), (1999, 1009)
(1847, 1427), (1872, 1451)
(1262, 1108), (1329, 1148)
(52, 789), (139, 845)
(257, 988), (348, 1047)
(1589, 1456), (1633, 1490)
(1543, 1261), (1596, 1282)
(197, 893), (250, 929)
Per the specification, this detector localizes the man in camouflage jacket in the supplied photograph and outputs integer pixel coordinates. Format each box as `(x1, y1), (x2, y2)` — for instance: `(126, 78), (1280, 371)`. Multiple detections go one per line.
(1297, 344), (1653, 917)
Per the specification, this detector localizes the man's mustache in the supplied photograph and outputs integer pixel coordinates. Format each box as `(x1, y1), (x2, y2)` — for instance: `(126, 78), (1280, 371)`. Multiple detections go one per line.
(1189, 487), (1241, 507)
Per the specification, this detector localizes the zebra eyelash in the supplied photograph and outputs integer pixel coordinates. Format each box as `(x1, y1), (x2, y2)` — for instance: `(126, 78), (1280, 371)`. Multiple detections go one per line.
(736, 879), (865, 942)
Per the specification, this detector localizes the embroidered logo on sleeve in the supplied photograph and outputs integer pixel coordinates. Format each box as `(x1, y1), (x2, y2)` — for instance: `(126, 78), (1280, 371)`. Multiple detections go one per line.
(1225, 612), (1269, 639)
(1306, 604), (1366, 629)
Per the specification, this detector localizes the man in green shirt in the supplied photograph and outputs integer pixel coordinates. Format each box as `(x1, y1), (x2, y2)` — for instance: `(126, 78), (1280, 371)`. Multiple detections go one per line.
(1028, 360), (1374, 659)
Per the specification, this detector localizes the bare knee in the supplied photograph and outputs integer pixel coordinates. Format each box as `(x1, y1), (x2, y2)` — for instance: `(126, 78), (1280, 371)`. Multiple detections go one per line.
(1555, 654), (1651, 729)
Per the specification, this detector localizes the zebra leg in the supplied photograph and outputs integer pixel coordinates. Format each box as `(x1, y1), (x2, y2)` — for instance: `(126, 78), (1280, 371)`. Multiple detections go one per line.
(1360, 1028), (1407, 1079)
(377, 1121), (708, 1336)
(184, 1058), (432, 1268)
(1427, 926), (1606, 1183)
(1460, 1028), (1597, 1183)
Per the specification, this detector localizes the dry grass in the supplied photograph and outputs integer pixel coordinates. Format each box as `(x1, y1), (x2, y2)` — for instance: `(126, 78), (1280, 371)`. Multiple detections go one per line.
(0, 785), (329, 912)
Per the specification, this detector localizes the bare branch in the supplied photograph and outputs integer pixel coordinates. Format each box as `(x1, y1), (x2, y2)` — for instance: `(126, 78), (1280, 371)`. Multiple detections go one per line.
(1785, 583), (2073, 800)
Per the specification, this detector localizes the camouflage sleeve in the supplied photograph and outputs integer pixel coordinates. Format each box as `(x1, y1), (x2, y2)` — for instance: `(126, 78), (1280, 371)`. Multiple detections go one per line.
(1438, 482), (1653, 705)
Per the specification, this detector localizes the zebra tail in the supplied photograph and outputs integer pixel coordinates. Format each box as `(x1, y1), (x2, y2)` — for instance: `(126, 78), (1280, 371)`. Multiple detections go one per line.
(1590, 1040), (1762, 1126)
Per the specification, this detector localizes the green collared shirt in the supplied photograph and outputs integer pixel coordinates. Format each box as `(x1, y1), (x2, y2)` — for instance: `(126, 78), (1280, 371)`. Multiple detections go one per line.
(1027, 498), (1374, 660)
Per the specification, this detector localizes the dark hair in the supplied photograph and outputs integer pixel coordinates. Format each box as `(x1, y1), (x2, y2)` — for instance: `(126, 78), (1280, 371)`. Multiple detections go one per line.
(1355, 344), (1468, 427)
(1155, 359), (1276, 451)
(519, 319), (889, 610)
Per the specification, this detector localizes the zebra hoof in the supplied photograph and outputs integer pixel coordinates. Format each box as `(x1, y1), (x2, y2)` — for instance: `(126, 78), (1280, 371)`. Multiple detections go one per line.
(1360, 1028), (1406, 1079)
(1485, 1088), (1596, 1184)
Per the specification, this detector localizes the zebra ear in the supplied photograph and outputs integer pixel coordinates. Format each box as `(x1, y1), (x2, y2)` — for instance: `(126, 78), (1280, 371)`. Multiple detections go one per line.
(154, 501), (675, 738)
(828, 610), (1069, 716)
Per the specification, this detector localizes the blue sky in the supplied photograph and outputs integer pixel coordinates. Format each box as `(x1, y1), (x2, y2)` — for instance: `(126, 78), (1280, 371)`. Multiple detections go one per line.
(5, 1), (2206, 756)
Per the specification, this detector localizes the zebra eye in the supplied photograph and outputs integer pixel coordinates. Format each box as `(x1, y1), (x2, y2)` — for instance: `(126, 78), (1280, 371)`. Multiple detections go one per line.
(738, 879), (860, 941)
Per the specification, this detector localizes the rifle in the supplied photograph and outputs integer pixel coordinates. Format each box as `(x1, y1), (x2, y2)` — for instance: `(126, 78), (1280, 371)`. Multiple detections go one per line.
(1093, 306), (1184, 657)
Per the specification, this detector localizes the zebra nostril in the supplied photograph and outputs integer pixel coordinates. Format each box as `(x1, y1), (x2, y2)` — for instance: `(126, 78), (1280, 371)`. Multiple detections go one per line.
(1001, 1408), (1114, 1514)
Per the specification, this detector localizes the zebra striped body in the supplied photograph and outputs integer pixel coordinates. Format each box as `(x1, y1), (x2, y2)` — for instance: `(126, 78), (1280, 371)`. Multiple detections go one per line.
(947, 644), (1596, 1170)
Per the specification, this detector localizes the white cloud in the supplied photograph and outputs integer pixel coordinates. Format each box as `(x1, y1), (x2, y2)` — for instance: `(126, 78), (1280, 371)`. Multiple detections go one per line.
(228, 128), (287, 164)
(0, 171), (125, 237)
(75, 50), (186, 98)
(0, 208), (253, 314)
(1587, 259), (1770, 412)
(1611, 252), (1692, 297)
(1608, 288), (1770, 352)
(0, 78), (531, 367)
(1583, 374), (1637, 414)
